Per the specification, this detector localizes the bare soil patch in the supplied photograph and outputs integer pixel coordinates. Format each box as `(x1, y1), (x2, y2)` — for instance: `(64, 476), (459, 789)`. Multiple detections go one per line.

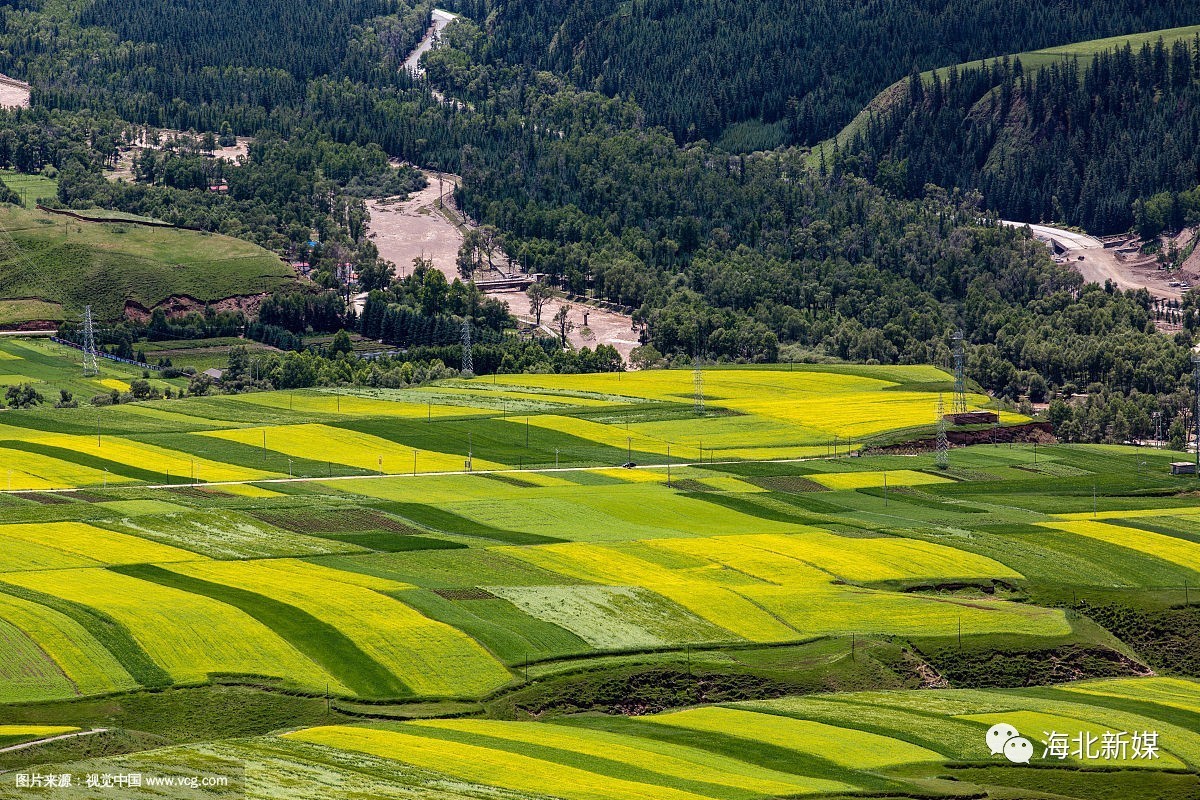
(0, 74), (30, 109)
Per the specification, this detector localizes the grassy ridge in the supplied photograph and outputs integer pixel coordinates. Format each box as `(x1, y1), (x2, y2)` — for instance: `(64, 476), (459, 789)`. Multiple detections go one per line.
(0, 204), (294, 321)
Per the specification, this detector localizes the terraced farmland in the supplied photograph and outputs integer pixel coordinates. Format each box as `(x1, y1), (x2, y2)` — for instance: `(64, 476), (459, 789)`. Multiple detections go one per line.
(270, 678), (1200, 799)
(0, 343), (1198, 798)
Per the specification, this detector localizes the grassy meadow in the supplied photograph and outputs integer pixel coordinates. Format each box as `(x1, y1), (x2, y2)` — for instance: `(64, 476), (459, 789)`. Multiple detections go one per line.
(0, 203), (294, 324)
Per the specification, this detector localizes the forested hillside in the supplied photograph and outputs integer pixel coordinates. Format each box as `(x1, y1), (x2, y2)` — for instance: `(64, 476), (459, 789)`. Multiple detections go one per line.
(841, 36), (1200, 234)
(448, 0), (1200, 147)
(0, 0), (1192, 440)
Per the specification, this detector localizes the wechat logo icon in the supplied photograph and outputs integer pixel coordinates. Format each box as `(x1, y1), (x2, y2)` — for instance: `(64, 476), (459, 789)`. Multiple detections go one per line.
(987, 723), (1034, 764)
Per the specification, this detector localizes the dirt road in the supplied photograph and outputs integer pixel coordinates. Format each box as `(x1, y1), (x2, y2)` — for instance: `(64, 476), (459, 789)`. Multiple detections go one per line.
(0, 728), (108, 753)
(404, 9), (458, 75)
(1002, 220), (1184, 300)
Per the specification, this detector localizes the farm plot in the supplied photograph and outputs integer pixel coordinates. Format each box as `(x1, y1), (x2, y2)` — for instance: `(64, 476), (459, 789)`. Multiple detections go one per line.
(486, 368), (1011, 440)
(400, 589), (590, 663)
(285, 724), (853, 800)
(1038, 519), (1200, 574)
(0, 521), (201, 567)
(807, 469), (952, 490)
(0, 725), (79, 744)
(0, 615), (77, 703)
(695, 532), (1023, 583)
(508, 536), (1067, 643)
(763, 683), (1200, 767)
(439, 483), (803, 542)
(642, 707), (940, 768)
(167, 559), (513, 698)
(224, 390), (492, 419)
(1061, 677), (1200, 715)
(488, 585), (735, 649)
(737, 678), (1200, 766)
(411, 717), (844, 797)
(1, 568), (340, 691)
(0, 446), (135, 490)
(0, 589), (136, 696)
(0, 425), (273, 485)
(104, 511), (361, 559)
(198, 423), (503, 474)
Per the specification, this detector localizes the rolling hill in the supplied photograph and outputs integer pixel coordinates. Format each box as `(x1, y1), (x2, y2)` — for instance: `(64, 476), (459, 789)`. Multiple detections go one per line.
(0, 204), (295, 326)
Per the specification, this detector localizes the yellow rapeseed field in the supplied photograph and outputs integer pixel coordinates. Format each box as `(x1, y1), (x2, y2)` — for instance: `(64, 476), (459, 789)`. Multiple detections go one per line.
(3, 568), (343, 692)
(285, 725), (847, 799)
(645, 707), (941, 768)
(169, 560), (511, 697)
(199, 423), (503, 474)
(0, 522), (202, 567)
(0, 591), (136, 695)
(412, 718), (847, 796)
(1039, 520), (1200, 572)
(808, 469), (952, 490)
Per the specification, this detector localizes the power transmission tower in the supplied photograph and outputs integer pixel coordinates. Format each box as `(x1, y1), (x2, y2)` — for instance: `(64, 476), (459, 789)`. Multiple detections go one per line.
(460, 318), (474, 376)
(693, 357), (704, 415)
(952, 329), (968, 414)
(935, 394), (949, 469)
(81, 305), (100, 377)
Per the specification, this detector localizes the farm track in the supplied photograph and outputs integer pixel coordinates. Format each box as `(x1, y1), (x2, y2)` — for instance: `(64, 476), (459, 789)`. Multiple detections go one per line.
(0, 728), (108, 753)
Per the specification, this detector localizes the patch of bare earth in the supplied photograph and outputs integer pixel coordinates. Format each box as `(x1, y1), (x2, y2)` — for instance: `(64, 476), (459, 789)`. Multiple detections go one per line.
(503, 293), (642, 361)
(366, 172), (464, 282)
(106, 127), (253, 182)
(0, 74), (29, 109)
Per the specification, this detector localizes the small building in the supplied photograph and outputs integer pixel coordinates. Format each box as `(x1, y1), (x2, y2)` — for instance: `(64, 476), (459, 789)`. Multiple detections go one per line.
(202, 368), (225, 382)
(1170, 462), (1196, 475)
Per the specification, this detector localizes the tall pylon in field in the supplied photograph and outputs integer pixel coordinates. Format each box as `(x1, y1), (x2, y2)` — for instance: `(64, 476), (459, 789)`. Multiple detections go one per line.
(935, 394), (949, 469)
(81, 305), (100, 377)
(951, 329), (968, 414)
(460, 318), (474, 376)
(693, 357), (704, 415)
